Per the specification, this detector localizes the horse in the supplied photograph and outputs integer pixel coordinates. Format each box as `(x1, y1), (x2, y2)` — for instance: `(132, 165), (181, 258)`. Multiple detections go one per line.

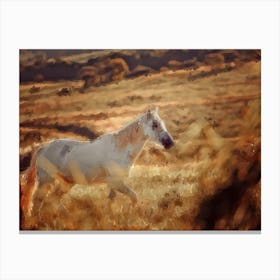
(20, 107), (175, 218)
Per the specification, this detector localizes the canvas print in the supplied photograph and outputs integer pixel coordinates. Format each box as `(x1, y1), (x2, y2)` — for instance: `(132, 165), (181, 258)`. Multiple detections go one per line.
(20, 50), (261, 230)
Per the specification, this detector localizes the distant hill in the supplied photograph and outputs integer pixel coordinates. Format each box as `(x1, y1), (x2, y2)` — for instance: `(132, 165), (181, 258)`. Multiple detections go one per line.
(20, 49), (261, 84)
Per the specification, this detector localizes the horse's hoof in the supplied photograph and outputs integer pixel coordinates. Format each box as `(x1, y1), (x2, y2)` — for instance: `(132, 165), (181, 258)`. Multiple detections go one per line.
(108, 189), (116, 200)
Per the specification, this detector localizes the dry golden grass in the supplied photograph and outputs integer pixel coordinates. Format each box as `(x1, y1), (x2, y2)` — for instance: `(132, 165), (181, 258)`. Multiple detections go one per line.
(20, 60), (261, 230)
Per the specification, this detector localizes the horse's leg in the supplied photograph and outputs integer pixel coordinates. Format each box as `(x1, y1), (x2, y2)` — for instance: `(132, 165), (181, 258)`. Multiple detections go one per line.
(54, 172), (74, 194)
(105, 162), (134, 202)
(68, 160), (88, 185)
(37, 155), (74, 193)
(21, 178), (39, 218)
(20, 160), (39, 219)
(113, 181), (137, 204)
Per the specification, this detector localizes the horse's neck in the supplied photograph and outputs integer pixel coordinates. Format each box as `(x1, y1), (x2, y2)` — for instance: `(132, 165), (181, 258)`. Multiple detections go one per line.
(114, 117), (147, 165)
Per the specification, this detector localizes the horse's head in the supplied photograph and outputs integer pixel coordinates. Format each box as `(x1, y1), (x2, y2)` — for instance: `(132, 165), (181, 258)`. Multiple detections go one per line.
(141, 107), (175, 149)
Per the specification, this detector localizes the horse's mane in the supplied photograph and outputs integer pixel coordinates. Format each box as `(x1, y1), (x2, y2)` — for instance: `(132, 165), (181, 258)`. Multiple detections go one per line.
(89, 112), (146, 143)
(112, 113), (147, 149)
(119, 112), (145, 130)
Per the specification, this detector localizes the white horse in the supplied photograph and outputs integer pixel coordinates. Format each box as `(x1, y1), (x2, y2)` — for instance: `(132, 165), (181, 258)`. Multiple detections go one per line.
(20, 107), (174, 217)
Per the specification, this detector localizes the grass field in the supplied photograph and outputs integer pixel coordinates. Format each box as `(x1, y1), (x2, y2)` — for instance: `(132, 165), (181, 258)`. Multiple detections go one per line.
(20, 51), (261, 230)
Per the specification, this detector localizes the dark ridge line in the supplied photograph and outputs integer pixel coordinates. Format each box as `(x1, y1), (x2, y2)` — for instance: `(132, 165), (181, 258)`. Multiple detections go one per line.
(20, 122), (97, 140)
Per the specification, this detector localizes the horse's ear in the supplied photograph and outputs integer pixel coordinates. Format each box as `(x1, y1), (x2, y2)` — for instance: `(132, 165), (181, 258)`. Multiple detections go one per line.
(154, 106), (159, 114)
(146, 106), (152, 119)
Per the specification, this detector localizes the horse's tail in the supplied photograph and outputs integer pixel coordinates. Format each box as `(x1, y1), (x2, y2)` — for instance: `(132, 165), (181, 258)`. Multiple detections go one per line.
(20, 148), (40, 223)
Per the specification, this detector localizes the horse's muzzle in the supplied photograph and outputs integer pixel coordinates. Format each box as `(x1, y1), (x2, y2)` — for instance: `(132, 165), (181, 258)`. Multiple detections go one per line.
(162, 135), (175, 149)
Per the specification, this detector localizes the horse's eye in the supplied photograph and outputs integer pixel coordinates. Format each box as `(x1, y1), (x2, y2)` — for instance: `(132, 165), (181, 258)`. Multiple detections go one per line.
(152, 121), (158, 129)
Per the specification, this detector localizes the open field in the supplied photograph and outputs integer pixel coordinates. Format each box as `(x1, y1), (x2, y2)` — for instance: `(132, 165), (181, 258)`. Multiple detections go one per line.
(20, 50), (261, 230)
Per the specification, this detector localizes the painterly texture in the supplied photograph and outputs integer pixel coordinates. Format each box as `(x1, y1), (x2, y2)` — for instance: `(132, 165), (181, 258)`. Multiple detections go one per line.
(20, 50), (261, 230)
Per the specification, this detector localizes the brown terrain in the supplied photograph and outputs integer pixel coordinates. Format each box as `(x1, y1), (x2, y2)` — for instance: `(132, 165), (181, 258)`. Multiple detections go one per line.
(20, 49), (261, 230)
